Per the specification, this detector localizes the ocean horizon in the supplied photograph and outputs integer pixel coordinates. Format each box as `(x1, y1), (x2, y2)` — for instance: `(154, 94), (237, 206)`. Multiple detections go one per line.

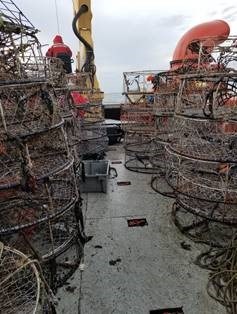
(103, 92), (123, 105)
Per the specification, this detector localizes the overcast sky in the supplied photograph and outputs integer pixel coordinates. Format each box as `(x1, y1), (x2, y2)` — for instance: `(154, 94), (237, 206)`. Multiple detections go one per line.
(19, 0), (237, 93)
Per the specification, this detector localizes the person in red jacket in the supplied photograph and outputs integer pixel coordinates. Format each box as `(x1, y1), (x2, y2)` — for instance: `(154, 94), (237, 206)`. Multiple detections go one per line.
(46, 35), (73, 73)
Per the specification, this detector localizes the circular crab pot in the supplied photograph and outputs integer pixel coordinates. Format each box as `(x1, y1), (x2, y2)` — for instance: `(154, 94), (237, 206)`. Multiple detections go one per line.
(155, 114), (175, 143)
(171, 202), (236, 247)
(0, 82), (61, 137)
(0, 243), (41, 314)
(151, 174), (175, 198)
(176, 196), (237, 225)
(170, 116), (237, 163)
(43, 234), (83, 292)
(2, 205), (80, 261)
(154, 92), (177, 116)
(124, 138), (160, 174)
(78, 126), (108, 159)
(0, 123), (71, 189)
(121, 104), (155, 136)
(167, 147), (237, 204)
(176, 73), (237, 119)
(0, 164), (77, 235)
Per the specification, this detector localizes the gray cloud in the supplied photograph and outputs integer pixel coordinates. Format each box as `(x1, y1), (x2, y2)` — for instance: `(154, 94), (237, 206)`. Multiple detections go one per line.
(222, 6), (236, 13)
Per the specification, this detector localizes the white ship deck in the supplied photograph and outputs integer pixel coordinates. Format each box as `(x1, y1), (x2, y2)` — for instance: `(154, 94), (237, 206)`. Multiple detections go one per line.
(57, 144), (224, 314)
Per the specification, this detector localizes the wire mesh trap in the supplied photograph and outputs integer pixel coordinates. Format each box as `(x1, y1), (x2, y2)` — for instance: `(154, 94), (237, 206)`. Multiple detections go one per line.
(154, 92), (177, 119)
(43, 235), (82, 292)
(166, 39), (237, 224)
(170, 116), (237, 163)
(153, 70), (179, 142)
(155, 115), (175, 143)
(150, 174), (175, 198)
(150, 72), (179, 195)
(166, 147), (237, 224)
(121, 104), (155, 135)
(176, 72), (237, 119)
(0, 242), (41, 314)
(172, 202), (236, 247)
(54, 89), (83, 163)
(161, 35), (237, 314)
(121, 71), (160, 173)
(152, 139), (173, 184)
(78, 124), (108, 159)
(0, 124), (71, 188)
(0, 0), (53, 83)
(0, 163), (77, 234)
(124, 136), (160, 174)
(55, 88), (72, 117)
(123, 70), (158, 102)
(0, 0), (67, 82)
(44, 58), (67, 87)
(0, 0), (84, 303)
(153, 70), (179, 114)
(2, 205), (80, 262)
(67, 91), (108, 159)
(62, 115), (81, 163)
(167, 146), (237, 202)
(79, 103), (104, 124)
(0, 82), (61, 137)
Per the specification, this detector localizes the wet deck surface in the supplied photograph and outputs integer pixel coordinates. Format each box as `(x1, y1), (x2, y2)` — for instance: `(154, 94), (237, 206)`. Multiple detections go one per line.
(57, 144), (224, 314)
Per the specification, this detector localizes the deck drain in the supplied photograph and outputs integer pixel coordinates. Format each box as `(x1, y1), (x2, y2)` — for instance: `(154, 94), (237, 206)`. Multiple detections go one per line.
(127, 218), (148, 227)
(150, 307), (184, 314)
(111, 160), (122, 164)
(117, 181), (131, 186)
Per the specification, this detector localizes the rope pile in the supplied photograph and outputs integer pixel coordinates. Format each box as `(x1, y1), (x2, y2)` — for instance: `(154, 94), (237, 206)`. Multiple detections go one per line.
(196, 237), (237, 314)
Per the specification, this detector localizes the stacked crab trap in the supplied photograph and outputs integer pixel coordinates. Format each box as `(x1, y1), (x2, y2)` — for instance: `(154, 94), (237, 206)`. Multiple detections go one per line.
(0, 0), (83, 297)
(166, 37), (237, 247)
(121, 71), (160, 173)
(150, 70), (179, 196)
(65, 72), (108, 161)
(147, 36), (237, 313)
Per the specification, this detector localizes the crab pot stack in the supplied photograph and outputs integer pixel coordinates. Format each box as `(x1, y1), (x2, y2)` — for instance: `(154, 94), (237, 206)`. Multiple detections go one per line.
(121, 70), (162, 173)
(166, 36), (237, 247)
(0, 0), (83, 293)
(150, 70), (179, 196)
(76, 100), (108, 160)
(64, 72), (108, 161)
